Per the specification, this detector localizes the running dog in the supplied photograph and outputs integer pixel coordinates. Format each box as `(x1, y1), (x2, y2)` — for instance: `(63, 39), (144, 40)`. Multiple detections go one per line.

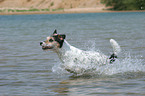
(40, 30), (121, 73)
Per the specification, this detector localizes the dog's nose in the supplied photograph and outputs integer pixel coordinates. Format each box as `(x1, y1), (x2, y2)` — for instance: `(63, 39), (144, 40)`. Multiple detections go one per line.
(40, 42), (43, 46)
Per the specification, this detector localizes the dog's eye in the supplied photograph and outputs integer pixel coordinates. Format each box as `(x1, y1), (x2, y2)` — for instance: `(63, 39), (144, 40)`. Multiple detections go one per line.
(49, 39), (53, 42)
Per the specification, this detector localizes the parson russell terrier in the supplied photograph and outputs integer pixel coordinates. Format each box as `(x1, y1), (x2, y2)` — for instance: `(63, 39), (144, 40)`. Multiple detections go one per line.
(40, 30), (121, 74)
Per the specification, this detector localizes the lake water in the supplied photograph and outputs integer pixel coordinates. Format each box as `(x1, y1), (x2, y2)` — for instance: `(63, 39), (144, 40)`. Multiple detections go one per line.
(0, 12), (145, 96)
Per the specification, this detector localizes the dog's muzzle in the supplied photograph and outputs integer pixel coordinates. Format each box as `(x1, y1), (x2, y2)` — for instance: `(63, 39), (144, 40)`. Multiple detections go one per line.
(40, 41), (53, 50)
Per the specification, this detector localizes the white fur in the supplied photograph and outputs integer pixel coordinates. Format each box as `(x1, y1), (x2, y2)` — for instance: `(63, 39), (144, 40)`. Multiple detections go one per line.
(54, 39), (121, 74)
(110, 39), (121, 55)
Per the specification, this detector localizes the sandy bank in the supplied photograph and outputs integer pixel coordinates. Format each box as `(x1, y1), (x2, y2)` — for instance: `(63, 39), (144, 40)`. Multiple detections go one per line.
(0, 8), (145, 15)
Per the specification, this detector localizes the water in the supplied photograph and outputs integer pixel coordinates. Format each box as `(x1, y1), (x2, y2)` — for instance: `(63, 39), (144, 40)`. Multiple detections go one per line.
(0, 12), (145, 95)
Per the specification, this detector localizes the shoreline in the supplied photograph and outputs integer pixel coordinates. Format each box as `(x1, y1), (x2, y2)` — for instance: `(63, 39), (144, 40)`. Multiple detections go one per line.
(0, 8), (145, 15)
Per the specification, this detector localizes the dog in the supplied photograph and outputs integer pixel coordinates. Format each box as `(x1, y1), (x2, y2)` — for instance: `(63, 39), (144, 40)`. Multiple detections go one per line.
(40, 30), (121, 74)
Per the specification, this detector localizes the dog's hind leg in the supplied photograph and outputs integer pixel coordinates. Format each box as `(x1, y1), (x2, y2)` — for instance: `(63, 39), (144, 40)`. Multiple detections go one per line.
(109, 53), (117, 63)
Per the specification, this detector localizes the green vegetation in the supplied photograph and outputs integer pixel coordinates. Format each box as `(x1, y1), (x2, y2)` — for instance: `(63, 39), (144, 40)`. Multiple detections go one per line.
(41, 9), (50, 11)
(28, 8), (40, 11)
(0, 8), (41, 12)
(8, 9), (15, 12)
(102, 0), (145, 10)
(0, 9), (5, 12)
(0, 8), (64, 13)
(16, 9), (28, 12)
(52, 8), (64, 11)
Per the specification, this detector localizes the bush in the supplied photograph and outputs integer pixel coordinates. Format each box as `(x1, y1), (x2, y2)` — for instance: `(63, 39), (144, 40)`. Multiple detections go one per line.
(41, 9), (50, 11)
(28, 9), (40, 11)
(52, 8), (64, 11)
(102, 0), (145, 10)
(8, 9), (15, 12)
(16, 10), (28, 12)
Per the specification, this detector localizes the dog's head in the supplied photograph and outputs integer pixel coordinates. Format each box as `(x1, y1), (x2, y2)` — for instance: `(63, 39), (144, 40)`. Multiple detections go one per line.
(40, 30), (66, 50)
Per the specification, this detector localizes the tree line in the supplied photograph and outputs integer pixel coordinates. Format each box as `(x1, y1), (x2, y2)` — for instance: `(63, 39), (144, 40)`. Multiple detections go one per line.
(102, 0), (145, 10)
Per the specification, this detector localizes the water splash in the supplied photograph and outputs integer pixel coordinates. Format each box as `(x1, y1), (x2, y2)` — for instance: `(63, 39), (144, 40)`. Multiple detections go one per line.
(52, 40), (145, 76)
(53, 51), (144, 76)
(98, 54), (145, 75)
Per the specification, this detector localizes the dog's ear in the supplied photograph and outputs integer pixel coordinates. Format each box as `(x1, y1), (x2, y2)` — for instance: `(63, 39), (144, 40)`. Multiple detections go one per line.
(60, 34), (66, 39)
(53, 29), (57, 34)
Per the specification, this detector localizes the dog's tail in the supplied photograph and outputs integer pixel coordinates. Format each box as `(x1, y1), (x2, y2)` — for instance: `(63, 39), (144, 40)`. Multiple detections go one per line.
(109, 39), (121, 63)
(110, 39), (121, 55)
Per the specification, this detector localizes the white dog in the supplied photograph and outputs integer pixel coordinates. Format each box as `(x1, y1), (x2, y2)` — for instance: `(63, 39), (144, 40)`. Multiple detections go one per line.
(40, 30), (121, 74)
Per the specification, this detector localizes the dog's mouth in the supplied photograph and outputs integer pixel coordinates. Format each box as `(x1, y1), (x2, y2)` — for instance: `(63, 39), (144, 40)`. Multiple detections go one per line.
(42, 46), (53, 50)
